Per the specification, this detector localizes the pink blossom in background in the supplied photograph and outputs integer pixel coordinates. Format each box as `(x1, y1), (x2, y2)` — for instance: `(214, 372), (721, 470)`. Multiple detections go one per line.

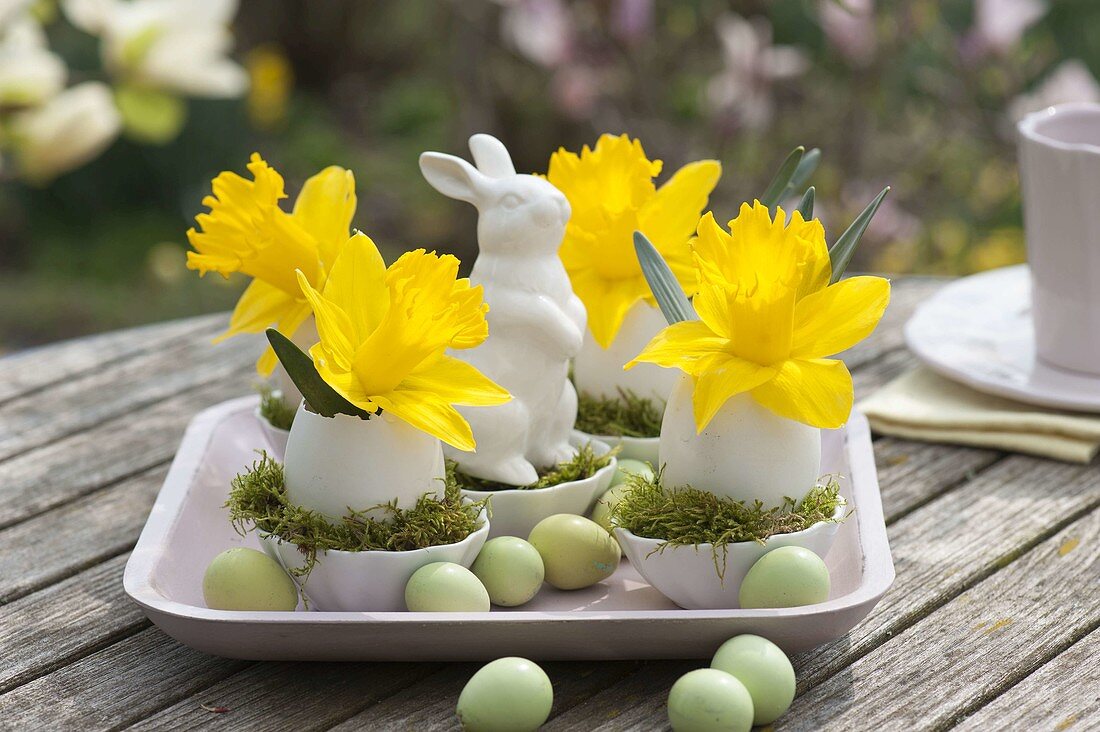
(1009, 60), (1100, 121)
(498, 0), (574, 68)
(706, 12), (809, 130)
(551, 64), (600, 120)
(610, 0), (653, 45)
(819, 0), (876, 68)
(970, 0), (1047, 56)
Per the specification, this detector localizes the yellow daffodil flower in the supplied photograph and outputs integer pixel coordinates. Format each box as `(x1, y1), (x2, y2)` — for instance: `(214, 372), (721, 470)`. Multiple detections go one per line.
(548, 133), (721, 348)
(186, 153), (356, 375)
(627, 201), (890, 431)
(296, 232), (511, 451)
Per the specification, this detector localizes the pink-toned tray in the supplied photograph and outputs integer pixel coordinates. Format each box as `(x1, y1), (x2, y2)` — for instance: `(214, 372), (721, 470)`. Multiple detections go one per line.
(123, 396), (894, 661)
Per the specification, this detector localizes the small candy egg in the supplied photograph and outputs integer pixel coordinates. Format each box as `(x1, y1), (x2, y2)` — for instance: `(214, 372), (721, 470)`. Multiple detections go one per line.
(710, 634), (795, 725)
(456, 657), (553, 732)
(202, 547), (298, 611)
(470, 536), (545, 607)
(667, 668), (754, 732)
(739, 546), (830, 609)
(589, 483), (631, 534)
(528, 514), (620, 590)
(404, 562), (490, 612)
(613, 458), (655, 486)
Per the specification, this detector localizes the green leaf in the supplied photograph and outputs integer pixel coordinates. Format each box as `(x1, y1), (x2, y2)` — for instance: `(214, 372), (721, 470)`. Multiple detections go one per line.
(797, 186), (815, 218)
(783, 148), (821, 201)
(759, 146), (804, 208)
(633, 231), (698, 325)
(828, 186), (890, 284)
(265, 329), (371, 419)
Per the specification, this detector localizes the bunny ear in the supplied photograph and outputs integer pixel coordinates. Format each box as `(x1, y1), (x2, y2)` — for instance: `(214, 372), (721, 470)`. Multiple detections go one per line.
(419, 152), (487, 204)
(469, 134), (516, 179)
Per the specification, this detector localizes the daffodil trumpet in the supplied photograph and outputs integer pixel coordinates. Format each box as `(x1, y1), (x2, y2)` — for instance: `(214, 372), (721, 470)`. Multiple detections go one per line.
(265, 231), (509, 523)
(629, 201), (891, 508)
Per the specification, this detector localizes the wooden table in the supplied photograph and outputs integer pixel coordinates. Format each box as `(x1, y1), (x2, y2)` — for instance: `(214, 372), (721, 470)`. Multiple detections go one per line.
(0, 276), (1096, 731)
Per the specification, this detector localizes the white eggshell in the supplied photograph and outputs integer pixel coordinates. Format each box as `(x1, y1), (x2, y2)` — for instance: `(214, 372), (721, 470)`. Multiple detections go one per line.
(660, 374), (821, 507)
(573, 302), (678, 401)
(283, 402), (445, 521)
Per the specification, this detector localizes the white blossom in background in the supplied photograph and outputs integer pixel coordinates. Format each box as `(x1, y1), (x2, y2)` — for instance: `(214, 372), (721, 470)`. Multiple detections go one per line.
(819, 0), (876, 67)
(971, 0), (1047, 56)
(0, 15), (67, 107)
(497, 0), (573, 68)
(62, 0), (247, 98)
(1009, 60), (1100, 121)
(0, 0), (32, 27)
(706, 12), (809, 130)
(9, 82), (122, 183)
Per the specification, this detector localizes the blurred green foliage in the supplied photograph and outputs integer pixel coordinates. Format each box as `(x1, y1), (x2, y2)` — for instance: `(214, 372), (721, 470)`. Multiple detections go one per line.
(0, 0), (1097, 350)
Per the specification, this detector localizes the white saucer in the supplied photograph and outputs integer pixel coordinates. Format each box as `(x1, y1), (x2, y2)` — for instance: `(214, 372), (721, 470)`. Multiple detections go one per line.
(904, 264), (1100, 412)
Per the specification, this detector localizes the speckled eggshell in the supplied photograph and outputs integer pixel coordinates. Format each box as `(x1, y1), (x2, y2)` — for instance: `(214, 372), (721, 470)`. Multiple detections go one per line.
(404, 562), (491, 612)
(456, 657), (553, 732)
(667, 668), (754, 732)
(528, 514), (620, 590)
(470, 536), (545, 607)
(202, 547), (298, 611)
(710, 634), (796, 725)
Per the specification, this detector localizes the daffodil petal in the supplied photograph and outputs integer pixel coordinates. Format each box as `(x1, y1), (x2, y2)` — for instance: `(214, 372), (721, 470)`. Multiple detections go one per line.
(692, 278), (732, 339)
(322, 232), (388, 342)
(638, 160), (721, 280)
(292, 165), (356, 269)
(376, 391), (477, 452)
(751, 358), (853, 429)
(573, 270), (643, 349)
(296, 269), (356, 371)
(790, 276), (890, 359)
(216, 279), (295, 343)
(691, 355), (775, 432)
(312, 356), (378, 411)
(256, 300), (314, 377)
(626, 320), (729, 374)
(401, 355), (511, 406)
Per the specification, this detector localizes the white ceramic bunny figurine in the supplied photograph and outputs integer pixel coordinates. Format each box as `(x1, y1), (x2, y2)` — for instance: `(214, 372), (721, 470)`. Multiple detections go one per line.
(420, 134), (586, 486)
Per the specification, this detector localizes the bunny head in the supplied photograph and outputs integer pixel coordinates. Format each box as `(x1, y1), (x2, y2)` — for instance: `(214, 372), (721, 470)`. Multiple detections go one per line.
(420, 134), (570, 255)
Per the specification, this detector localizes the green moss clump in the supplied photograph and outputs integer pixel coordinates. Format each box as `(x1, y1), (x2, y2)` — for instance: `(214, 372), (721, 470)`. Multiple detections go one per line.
(611, 472), (846, 579)
(227, 453), (487, 583)
(449, 442), (615, 491)
(575, 387), (663, 438)
(257, 385), (296, 431)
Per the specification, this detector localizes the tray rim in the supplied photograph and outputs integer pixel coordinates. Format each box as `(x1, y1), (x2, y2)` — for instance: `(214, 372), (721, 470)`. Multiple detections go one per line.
(123, 395), (895, 627)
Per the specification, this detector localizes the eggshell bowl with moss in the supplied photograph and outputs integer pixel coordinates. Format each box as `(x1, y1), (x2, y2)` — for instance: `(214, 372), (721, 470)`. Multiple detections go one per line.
(253, 406), (290, 458)
(575, 432), (657, 465)
(614, 499), (846, 610)
(460, 434), (617, 539)
(258, 511), (489, 612)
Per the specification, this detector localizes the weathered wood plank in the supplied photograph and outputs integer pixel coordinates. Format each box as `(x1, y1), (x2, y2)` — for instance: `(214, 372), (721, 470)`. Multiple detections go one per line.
(0, 330), (259, 464)
(0, 376), (251, 530)
(0, 465), (165, 605)
(129, 662), (445, 732)
(872, 438), (1002, 523)
(0, 555), (145, 694)
(777, 508), (1100, 730)
(0, 313), (225, 405)
(954, 627), (1100, 731)
(331, 660), (644, 732)
(0, 628), (246, 731)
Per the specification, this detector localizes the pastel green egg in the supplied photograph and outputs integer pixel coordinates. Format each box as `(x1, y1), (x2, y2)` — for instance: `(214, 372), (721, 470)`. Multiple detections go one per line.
(667, 668), (754, 732)
(456, 657), (553, 732)
(590, 483), (631, 533)
(202, 547), (298, 611)
(613, 458), (655, 486)
(710, 634), (795, 725)
(470, 537), (545, 607)
(528, 514), (620, 590)
(738, 546), (830, 609)
(404, 562), (490, 612)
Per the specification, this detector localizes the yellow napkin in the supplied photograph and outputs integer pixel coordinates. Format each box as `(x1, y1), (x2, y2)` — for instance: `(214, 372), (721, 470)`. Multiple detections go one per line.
(857, 367), (1100, 463)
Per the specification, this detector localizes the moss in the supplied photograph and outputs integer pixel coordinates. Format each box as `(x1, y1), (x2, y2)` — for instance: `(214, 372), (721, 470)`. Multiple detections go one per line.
(226, 452), (488, 584)
(575, 387), (663, 438)
(449, 442), (615, 491)
(611, 471), (846, 579)
(257, 384), (296, 431)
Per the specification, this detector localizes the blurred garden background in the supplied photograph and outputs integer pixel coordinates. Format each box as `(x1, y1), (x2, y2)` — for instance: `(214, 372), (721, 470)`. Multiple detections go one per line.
(0, 0), (1098, 351)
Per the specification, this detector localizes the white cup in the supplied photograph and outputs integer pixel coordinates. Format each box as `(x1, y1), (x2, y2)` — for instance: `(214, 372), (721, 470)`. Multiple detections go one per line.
(1018, 103), (1100, 375)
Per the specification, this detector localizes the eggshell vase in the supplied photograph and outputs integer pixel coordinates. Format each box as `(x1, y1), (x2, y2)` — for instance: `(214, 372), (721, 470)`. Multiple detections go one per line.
(283, 402), (446, 522)
(254, 402), (290, 459)
(615, 499), (845, 610)
(259, 513), (489, 612)
(461, 433), (617, 539)
(660, 373), (821, 507)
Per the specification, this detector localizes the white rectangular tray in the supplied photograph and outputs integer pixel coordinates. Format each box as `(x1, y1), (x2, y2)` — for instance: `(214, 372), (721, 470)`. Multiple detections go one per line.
(123, 396), (894, 661)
